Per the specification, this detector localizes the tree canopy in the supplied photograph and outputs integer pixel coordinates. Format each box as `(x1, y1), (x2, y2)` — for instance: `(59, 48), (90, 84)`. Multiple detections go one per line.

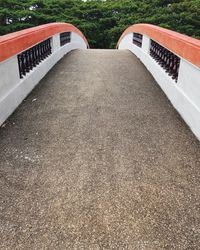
(0, 0), (199, 48)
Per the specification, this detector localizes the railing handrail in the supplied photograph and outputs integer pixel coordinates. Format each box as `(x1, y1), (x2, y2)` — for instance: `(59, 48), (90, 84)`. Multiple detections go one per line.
(0, 22), (89, 62)
(117, 24), (200, 68)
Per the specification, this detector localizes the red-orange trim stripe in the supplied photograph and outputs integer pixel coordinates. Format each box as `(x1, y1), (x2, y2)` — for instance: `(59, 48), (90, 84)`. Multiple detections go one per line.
(0, 23), (89, 62)
(117, 24), (200, 68)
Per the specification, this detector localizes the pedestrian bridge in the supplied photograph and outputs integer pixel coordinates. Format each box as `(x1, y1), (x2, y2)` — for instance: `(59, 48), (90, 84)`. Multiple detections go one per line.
(0, 23), (200, 249)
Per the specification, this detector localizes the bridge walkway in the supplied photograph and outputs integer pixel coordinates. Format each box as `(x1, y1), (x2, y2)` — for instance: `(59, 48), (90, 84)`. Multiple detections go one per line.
(0, 49), (199, 249)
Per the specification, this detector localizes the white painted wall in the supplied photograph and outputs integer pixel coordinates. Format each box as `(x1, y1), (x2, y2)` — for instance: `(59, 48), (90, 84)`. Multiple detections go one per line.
(52, 34), (60, 53)
(118, 33), (200, 140)
(142, 35), (150, 54)
(71, 32), (88, 49)
(0, 32), (87, 125)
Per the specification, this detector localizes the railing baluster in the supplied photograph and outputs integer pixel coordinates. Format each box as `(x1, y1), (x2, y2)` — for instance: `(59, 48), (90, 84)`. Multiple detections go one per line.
(60, 32), (71, 46)
(17, 54), (23, 79)
(133, 33), (143, 48)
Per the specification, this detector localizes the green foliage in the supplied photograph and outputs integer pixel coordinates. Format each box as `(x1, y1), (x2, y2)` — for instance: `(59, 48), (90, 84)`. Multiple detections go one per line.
(0, 0), (199, 48)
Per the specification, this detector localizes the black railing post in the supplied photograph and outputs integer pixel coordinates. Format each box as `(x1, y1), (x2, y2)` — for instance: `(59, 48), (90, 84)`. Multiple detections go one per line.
(133, 33), (143, 48)
(60, 32), (71, 46)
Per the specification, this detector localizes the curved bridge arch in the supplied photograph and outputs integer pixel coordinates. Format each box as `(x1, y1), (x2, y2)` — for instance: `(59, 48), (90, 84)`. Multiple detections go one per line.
(0, 23), (89, 125)
(117, 23), (200, 68)
(117, 24), (200, 140)
(1, 22), (200, 249)
(0, 23), (89, 62)
(1, 22), (200, 140)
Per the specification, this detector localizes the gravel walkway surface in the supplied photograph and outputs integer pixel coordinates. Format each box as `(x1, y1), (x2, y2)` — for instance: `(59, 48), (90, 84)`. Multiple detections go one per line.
(0, 49), (200, 249)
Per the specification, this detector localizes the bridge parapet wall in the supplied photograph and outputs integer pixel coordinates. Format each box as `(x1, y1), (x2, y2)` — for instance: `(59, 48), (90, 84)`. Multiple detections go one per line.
(0, 23), (88, 126)
(118, 24), (200, 140)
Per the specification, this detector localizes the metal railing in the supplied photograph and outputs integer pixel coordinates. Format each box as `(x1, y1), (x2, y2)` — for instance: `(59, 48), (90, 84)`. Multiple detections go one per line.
(150, 40), (180, 82)
(17, 38), (52, 79)
(133, 33), (143, 48)
(60, 32), (71, 46)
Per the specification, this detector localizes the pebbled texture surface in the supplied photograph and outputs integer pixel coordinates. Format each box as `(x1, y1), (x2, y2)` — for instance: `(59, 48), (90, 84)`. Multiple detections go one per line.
(0, 49), (200, 249)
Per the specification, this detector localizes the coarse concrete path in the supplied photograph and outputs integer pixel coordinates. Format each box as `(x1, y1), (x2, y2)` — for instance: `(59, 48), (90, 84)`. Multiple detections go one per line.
(0, 49), (200, 250)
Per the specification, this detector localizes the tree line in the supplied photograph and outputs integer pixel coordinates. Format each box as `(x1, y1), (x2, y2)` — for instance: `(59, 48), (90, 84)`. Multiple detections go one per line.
(0, 0), (199, 48)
